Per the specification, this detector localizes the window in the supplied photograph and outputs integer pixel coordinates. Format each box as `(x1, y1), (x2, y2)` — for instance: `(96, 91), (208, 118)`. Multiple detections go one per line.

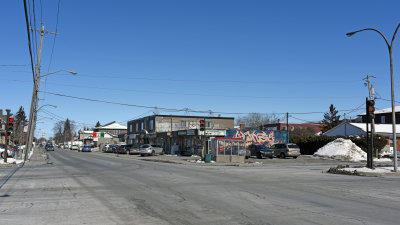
(181, 120), (187, 127)
(206, 121), (211, 128)
(381, 116), (386, 124)
(150, 120), (154, 130)
(141, 122), (144, 130)
(282, 126), (287, 130)
(135, 123), (138, 131)
(115, 130), (120, 135)
(129, 124), (133, 133)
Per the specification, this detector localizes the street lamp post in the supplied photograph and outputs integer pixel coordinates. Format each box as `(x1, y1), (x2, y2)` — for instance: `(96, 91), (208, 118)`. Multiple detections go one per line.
(346, 24), (400, 172)
(25, 71), (76, 161)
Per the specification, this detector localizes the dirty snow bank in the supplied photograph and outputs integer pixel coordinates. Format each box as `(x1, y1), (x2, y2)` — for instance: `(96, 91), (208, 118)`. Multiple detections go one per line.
(314, 138), (366, 162)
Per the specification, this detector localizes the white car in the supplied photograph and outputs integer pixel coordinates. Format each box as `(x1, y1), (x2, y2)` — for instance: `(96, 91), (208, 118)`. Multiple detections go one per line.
(70, 145), (79, 150)
(140, 144), (164, 156)
(0, 145), (16, 159)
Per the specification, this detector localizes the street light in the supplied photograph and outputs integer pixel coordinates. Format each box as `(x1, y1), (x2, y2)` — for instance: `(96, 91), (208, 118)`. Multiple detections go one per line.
(346, 24), (400, 172)
(25, 70), (76, 161)
(36, 104), (57, 112)
(39, 70), (77, 78)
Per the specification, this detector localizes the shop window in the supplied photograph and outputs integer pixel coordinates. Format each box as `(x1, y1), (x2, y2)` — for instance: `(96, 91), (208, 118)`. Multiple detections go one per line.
(150, 120), (154, 130)
(381, 116), (386, 124)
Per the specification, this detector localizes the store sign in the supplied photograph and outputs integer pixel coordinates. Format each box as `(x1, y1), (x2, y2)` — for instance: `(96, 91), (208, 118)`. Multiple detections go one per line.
(178, 130), (186, 135)
(199, 130), (226, 136)
(187, 130), (196, 136)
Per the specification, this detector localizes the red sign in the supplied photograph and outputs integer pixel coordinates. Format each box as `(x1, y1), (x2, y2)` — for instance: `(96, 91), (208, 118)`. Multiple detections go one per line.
(93, 132), (97, 138)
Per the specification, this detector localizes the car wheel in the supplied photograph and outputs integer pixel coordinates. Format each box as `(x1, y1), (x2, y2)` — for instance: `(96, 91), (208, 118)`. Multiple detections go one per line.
(280, 153), (285, 159)
(256, 152), (262, 159)
(160, 150), (164, 155)
(140, 154), (145, 157)
(0, 152), (3, 159)
(151, 151), (155, 156)
(293, 156), (298, 159)
(269, 156), (273, 159)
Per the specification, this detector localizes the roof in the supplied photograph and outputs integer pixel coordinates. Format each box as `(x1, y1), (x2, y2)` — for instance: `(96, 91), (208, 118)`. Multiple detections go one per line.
(128, 115), (234, 123)
(324, 121), (400, 136)
(96, 121), (127, 130)
(350, 123), (400, 134)
(358, 106), (400, 116)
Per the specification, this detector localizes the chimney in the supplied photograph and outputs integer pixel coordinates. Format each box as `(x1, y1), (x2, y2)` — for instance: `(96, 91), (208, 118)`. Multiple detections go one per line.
(240, 124), (246, 130)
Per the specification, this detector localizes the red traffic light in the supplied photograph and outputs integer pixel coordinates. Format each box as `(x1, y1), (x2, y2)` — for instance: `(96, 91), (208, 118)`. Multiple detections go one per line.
(9, 118), (14, 122)
(200, 120), (204, 124)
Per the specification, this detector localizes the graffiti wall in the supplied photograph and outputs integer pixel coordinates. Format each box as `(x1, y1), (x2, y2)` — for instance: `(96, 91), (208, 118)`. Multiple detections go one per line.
(225, 129), (288, 147)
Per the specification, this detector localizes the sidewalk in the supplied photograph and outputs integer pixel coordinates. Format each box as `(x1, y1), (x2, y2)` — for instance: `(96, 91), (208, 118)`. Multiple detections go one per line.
(24, 147), (49, 167)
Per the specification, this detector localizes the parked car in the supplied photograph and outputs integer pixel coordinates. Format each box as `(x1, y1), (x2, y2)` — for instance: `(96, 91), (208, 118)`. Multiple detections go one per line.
(70, 144), (79, 151)
(140, 144), (164, 156)
(272, 143), (301, 159)
(82, 145), (92, 152)
(45, 144), (55, 151)
(231, 145), (251, 159)
(116, 145), (129, 154)
(128, 145), (140, 155)
(248, 144), (274, 159)
(109, 145), (120, 153)
(102, 144), (112, 153)
(0, 144), (17, 158)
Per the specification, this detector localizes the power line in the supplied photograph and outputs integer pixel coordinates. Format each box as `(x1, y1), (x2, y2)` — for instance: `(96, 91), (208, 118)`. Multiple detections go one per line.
(9, 70), (363, 85)
(39, 90), (367, 116)
(2, 78), (364, 100)
(22, 0), (36, 80)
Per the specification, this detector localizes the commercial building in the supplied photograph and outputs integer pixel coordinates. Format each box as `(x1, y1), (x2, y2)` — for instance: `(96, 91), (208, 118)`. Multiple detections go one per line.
(127, 115), (234, 155)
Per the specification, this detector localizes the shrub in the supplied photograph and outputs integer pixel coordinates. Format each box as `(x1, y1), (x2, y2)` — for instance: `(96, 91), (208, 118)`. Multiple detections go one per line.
(290, 134), (387, 155)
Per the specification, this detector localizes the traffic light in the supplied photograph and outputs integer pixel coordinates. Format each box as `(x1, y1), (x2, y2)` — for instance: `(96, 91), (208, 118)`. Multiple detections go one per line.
(8, 117), (14, 132)
(366, 99), (375, 121)
(200, 120), (205, 131)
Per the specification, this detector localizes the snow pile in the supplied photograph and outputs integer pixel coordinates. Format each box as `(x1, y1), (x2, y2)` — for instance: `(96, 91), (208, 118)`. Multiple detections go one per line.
(314, 138), (367, 162)
(0, 158), (24, 165)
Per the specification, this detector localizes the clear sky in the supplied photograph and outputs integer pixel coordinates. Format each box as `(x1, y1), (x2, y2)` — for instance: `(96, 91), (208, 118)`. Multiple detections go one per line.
(2, 0), (400, 138)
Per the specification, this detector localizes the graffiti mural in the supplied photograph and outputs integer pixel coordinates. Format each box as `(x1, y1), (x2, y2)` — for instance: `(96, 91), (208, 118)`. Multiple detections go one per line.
(225, 129), (288, 147)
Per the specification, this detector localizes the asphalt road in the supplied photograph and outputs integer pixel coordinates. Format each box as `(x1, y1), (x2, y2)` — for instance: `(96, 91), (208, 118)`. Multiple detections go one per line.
(1, 149), (400, 225)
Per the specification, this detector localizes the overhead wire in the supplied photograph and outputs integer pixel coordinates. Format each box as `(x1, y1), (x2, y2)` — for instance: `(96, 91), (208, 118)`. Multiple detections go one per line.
(39, 90), (368, 116)
(22, 0), (36, 80)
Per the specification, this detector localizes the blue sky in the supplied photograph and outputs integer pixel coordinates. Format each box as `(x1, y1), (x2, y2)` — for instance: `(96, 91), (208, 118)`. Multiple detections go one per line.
(2, 0), (400, 137)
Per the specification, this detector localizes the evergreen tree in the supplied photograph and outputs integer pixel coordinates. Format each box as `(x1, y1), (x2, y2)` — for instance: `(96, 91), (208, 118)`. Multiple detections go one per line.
(95, 121), (101, 128)
(63, 118), (72, 141)
(321, 104), (341, 132)
(13, 106), (28, 145)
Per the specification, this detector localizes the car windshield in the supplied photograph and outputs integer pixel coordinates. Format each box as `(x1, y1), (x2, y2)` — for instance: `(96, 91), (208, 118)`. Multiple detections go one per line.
(288, 144), (299, 148)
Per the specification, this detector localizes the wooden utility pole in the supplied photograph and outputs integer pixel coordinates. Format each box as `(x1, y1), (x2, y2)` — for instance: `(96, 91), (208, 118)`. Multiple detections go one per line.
(25, 24), (56, 161)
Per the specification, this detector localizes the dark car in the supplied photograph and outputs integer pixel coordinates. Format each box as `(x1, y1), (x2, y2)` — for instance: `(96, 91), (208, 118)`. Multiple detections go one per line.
(248, 144), (274, 159)
(109, 145), (120, 153)
(116, 145), (128, 154)
(45, 144), (55, 151)
(82, 145), (92, 152)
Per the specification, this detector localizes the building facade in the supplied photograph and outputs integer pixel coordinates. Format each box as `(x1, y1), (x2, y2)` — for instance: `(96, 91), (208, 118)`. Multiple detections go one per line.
(359, 106), (400, 124)
(127, 115), (234, 155)
(262, 123), (324, 133)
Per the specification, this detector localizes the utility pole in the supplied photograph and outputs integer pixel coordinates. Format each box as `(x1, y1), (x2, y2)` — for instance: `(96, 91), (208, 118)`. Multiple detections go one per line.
(25, 24), (56, 161)
(286, 112), (289, 143)
(364, 75), (376, 157)
(4, 109), (12, 163)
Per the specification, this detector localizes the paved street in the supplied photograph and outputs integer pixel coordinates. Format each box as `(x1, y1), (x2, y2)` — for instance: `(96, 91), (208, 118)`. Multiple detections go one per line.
(1, 149), (400, 225)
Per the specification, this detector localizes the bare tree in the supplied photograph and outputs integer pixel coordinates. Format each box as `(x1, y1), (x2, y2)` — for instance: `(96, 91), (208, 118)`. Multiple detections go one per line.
(236, 113), (282, 129)
(52, 120), (64, 144)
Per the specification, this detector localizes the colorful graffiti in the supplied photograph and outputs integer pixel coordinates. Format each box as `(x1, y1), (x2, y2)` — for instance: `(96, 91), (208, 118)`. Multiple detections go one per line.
(225, 129), (288, 147)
